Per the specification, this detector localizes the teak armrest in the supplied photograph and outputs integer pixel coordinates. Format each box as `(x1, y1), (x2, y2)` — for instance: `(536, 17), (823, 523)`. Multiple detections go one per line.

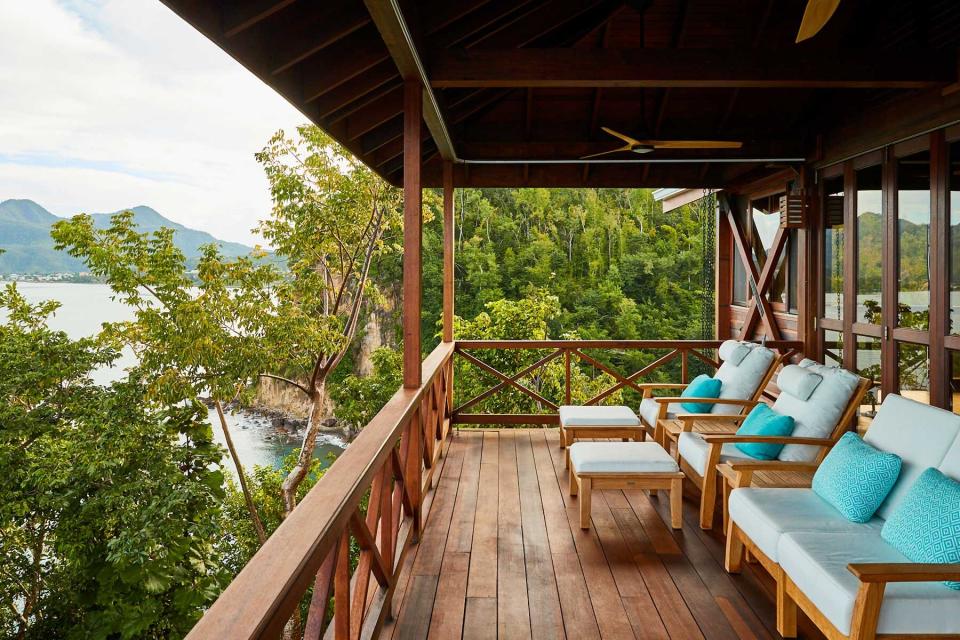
(700, 434), (834, 447)
(637, 383), (686, 399)
(652, 397), (758, 407)
(673, 413), (747, 422)
(723, 460), (820, 473)
(848, 563), (960, 583)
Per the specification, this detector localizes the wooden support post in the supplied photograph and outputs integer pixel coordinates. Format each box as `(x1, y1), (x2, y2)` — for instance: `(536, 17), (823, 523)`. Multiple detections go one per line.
(930, 129), (949, 408)
(881, 149), (897, 398)
(442, 161), (455, 343)
(403, 80), (423, 388)
(715, 197), (732, 339)
(842, 162), (857, 373)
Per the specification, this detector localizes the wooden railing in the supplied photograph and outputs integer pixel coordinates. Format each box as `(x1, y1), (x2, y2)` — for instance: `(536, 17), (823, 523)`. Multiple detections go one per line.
(453, 340), (803, 425)
(187, 342), (454, 640)
(186, 338), (802, 639)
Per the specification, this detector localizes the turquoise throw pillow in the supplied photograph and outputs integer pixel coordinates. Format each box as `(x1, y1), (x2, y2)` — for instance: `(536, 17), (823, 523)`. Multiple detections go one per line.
(679, 374), (722, 413)
(733, 404), (795, 460)
(881, 468), (960, 590)
(812, 433), (901, 523)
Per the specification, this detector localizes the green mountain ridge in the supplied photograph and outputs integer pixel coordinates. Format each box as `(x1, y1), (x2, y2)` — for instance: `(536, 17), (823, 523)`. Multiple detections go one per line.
(0, 199), (255, 274)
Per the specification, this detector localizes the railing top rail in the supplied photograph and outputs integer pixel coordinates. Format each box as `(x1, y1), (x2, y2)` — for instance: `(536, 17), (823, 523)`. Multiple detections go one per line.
(187, 341), (455, 640)
(454, 339), (804, 350)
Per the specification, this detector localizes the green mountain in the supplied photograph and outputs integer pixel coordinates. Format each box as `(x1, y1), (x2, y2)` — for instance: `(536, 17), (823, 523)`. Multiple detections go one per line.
(0, 199), (254, 274)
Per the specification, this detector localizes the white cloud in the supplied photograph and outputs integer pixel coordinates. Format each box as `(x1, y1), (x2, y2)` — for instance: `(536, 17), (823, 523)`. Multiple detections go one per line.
(0, 0), (307, 245)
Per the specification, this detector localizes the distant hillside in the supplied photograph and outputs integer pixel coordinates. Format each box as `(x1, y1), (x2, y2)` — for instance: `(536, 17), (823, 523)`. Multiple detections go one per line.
(0, 199), (254, 274)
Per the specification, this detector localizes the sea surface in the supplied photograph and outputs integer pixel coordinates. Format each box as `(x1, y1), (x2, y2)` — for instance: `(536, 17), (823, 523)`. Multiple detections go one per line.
(1, 281), (344, 475)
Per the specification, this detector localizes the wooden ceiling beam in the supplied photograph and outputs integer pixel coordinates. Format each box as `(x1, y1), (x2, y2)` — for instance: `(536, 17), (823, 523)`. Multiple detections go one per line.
(222, 0), (296, 38)
(364, 0), (457, 161)
(267, 3), (371, 75)
(301, 27), (390, 103)
(345, 86), (404, 140)
(314, 62), (400, 122)
(429, 49), (956, 89)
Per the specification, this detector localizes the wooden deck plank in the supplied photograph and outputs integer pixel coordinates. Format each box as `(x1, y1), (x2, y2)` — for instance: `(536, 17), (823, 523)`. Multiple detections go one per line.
(428, 552), (469, 639)
(382, 429), (825, 640)
(496, 430), (532, 639)
(529, 429), (601, 640)
(514, 432), (565, 640)
(467, 432), (499, 599)
(544, 429), (639, 639)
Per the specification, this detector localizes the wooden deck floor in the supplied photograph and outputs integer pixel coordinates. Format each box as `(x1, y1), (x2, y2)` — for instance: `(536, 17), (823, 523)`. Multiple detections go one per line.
(380, 429), (823, 640)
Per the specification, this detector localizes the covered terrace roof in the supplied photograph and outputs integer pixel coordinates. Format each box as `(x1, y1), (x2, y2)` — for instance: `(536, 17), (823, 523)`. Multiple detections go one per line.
(160, 0), (960, 188)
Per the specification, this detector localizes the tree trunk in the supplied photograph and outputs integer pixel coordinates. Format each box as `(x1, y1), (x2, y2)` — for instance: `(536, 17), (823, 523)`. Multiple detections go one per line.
(215, 400), (267, 545)
(280, 381), (326, 516)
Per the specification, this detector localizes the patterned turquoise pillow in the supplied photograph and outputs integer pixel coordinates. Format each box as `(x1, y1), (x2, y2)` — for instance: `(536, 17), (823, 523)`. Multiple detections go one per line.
(679, 374), (722, 413)
(812, 433), (902, 523)
(734, 404), (795, 460)
(881, 468), (960, 590)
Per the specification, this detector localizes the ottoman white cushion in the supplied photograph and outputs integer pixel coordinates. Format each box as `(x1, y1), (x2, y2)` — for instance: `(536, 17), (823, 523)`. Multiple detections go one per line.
(569, 442), (679, 474)
(559, 405), (641, 427)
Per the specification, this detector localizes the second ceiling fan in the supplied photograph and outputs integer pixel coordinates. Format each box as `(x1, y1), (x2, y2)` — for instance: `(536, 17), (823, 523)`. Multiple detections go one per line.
(580, 127), (743, 160)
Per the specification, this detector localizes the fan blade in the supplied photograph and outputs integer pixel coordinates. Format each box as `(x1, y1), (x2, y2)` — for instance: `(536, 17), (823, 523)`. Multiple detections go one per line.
(649, 140), (743, 149)
(796, 0), (841, 43)
(601, 126), (644, 146)
(579, 145), (635, 159)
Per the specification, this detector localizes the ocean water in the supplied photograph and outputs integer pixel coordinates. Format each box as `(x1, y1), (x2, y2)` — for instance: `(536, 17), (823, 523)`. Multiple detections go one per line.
(0, 281), (344, 473)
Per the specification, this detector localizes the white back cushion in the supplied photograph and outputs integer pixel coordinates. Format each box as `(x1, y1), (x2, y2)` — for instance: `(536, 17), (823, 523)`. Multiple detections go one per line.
(939, 435), (960, 481)
(774, 362), (860, 462)
(712, 342), (775, 416)
(864, 394), (960, 519)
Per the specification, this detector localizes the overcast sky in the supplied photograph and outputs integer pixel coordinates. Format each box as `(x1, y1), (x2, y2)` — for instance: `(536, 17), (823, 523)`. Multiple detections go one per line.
(0, 0), (307, 246)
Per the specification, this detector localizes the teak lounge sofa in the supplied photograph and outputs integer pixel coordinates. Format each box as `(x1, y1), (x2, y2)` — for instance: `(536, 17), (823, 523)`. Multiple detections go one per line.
(725, 394), (960, 639)
(676, 360), (870, 529)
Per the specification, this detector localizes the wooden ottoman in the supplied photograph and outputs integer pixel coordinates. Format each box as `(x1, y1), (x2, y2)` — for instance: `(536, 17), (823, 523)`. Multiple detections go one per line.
(558, 405), (645, 468)
(568, 441), (685, 530)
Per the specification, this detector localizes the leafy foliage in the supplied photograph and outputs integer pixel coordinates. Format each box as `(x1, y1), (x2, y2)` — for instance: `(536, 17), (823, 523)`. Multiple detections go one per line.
(0, 284), (227, 639)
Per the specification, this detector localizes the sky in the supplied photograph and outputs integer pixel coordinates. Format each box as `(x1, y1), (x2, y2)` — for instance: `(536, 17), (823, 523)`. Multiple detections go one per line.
(0, 0), (307, 246)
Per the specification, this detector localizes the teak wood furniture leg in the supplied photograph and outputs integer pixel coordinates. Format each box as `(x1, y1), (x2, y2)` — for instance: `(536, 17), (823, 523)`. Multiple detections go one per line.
(776, 567), (798, 638)
(570, 470), (685, 531)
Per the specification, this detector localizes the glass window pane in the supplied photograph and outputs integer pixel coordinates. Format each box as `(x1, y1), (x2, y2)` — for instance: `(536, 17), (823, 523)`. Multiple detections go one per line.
(856, 165), (883, 324)
(950, 143), (960, 334)
(823, 176), (844, 320)
(855, 335), (882, 430)
(898, 342), (929, 405)
(733, 250), (747, 304)
(897, 149), (930, 331)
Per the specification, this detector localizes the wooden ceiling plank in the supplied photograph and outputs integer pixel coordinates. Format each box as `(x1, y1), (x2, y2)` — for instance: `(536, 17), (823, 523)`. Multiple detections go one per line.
(363, 0), (456, 160)
(432, 0), (543, 49)
(268, 3), (372, 75)
(422, 0), (495, 36)
(429, 48), (957, 89)
(222, 0), (297, 38)
(313, 61), (400, 121)
(301, 27), (390, 103)
(346, 86), (404, 140)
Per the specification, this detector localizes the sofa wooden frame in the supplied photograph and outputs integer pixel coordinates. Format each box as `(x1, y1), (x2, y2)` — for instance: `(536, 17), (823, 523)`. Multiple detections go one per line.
(726, 520), (960, 639)
(682, 376), (871, 529)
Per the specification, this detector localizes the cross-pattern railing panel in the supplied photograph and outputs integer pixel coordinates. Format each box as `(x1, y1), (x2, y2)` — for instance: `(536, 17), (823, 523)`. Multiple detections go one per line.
(452, 340), (802, 424)
(186, 342), (454, 640)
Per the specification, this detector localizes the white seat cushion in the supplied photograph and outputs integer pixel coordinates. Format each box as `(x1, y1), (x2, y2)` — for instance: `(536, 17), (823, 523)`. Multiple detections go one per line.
(863, 394), (960, 519)
(637, 397), (682, 427)
(569, 442), (680, 474)
(779, 531), (960, 636)
(558, 405), (641, 427)
(677, 431), (753, 477)
(729, 488), (883, 561)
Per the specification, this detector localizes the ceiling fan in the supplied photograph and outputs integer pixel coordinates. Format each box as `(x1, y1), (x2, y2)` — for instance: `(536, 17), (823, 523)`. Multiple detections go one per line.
(796, 0), (841, 42)
(580, 127), (743, 160)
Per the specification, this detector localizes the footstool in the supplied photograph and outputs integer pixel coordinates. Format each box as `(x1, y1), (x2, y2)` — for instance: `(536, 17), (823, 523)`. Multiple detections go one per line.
(568, 441), (685, 530)
(558, 405), (644, 468)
